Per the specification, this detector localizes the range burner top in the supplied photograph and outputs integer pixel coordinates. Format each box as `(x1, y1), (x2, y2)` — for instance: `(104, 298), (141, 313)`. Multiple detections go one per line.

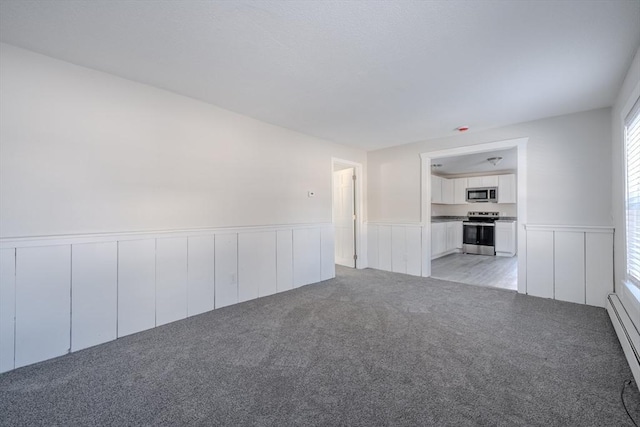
(466, 211), (500, 222)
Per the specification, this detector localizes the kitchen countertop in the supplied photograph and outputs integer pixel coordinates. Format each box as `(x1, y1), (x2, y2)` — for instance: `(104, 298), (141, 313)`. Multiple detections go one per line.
(431, 216), (467, 222)
(431, 216), (517, 223)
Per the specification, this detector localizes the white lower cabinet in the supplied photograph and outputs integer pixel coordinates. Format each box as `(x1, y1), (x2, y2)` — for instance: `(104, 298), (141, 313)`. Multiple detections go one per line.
(432, 221), (463, 259)
(453, 221), (463, 249)
(446, 221), (462, 250)
(431, 223), (446, 258)
(495, 221), (516, 257)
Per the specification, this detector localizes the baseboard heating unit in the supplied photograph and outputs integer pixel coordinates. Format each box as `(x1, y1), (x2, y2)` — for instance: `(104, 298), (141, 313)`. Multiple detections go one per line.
(607, 293), (640, 384)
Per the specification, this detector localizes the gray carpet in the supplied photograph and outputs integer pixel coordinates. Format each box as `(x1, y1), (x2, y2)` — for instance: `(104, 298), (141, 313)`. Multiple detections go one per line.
(1, 266), (638, 426)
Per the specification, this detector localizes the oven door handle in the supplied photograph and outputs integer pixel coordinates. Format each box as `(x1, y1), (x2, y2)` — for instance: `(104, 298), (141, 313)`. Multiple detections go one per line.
(464, 222), (495, 226)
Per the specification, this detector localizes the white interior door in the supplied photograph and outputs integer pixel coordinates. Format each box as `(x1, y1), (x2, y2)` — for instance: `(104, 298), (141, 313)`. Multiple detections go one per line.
(333, 167), (355, 267)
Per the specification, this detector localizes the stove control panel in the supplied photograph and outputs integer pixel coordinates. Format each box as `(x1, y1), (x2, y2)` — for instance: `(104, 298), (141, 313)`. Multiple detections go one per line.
(467, 211), (500, 219)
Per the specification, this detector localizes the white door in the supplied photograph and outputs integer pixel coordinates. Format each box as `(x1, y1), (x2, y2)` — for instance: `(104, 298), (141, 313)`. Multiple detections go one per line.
(333, 168), (355, 267)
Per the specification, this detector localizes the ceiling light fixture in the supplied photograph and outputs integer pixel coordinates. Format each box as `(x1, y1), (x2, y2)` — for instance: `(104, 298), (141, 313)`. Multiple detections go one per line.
(487, 156), (503, 166)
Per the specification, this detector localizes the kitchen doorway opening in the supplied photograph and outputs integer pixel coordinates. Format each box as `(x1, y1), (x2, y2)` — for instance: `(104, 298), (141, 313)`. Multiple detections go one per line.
(332, 158), (364, 269)
(420, 138), (528, 294)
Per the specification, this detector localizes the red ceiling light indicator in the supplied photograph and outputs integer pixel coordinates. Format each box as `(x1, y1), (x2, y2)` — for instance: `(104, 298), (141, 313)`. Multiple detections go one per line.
(457, 126), (469, 132)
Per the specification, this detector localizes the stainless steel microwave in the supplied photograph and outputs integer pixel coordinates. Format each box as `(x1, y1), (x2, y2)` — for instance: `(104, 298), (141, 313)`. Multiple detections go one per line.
(466, 187), (498, 203)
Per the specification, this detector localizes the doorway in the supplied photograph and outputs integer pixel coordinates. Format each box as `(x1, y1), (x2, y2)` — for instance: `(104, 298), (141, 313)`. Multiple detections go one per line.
(332, 158), (363, 269)
(420, 138), (528, 294)
(429, 148), (518, 290)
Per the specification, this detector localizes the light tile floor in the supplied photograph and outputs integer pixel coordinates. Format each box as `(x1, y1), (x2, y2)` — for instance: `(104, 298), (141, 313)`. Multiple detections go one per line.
(431, 253), (517, 290)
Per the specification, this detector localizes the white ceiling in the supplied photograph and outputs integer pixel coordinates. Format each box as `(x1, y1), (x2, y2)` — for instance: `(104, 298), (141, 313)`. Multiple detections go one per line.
(431, 148), (517, 176)
(1, 1), (639, 151)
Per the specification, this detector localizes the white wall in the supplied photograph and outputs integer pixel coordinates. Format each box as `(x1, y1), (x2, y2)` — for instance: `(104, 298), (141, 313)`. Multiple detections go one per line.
(0, 43), (365, 372)
(0, 43), (366, 238)
(612, 45), (640, 329)
(368, 107), (613, 305)
(368, 108), (612, 226)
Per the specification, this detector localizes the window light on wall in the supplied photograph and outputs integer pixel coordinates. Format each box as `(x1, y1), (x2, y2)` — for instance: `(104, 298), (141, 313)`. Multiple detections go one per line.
(625, 97), (640, 288)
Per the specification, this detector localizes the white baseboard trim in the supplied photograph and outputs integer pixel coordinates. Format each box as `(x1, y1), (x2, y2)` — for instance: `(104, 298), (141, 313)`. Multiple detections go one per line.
(431, 248), (461, 260)
(607, 293), (640, 385)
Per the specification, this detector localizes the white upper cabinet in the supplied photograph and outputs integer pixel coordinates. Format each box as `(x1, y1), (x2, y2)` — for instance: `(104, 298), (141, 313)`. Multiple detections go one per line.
(431, 175), (443, 203)
(441, 178), (454, 204)
(498, 174), (517, 203)
(433, 174), (512, 205)
(469, 175), (499, 187)
(432, 175), (455, 204)
(467, 176), (483, 188)
(483, 175), (499, 187)
(453, 178), (468, 204)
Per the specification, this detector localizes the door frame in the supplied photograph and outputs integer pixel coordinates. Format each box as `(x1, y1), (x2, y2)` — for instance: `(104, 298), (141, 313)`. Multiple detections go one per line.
(332, 158), (365, 269)
(419, 137), (528, 294)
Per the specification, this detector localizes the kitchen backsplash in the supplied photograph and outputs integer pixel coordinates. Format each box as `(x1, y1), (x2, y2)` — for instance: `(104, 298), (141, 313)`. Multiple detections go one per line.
(431, 203), (517, 217)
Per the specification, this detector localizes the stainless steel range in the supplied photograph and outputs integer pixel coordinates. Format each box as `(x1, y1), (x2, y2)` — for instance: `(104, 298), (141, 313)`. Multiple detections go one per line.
(463, 211), (499, 255)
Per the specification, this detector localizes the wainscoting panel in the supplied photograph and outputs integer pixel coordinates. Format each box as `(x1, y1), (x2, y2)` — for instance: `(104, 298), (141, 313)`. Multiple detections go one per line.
(554, 232), (585, 304)
(276, 230), (293, 293)
(367, 223), (422, 277)
(186, 235), (215, 317)
(293, 228), (321, 288)
(525, 231), (554, 299)
(0, 248), (16, 373)
(292, 229), (310, 287)
(71, 242), (117, 352)
(320, 226), (335, 281)
(406, 226), (423, 277)
(258, 233), (277, 296)
(367, 223), (613, 308)
(0, 223), (334, 372)
(117, 239), (156, 337)
(155, 237), (188, 327)
(239, 232), (277, 301)
(391, 226), (406, 274)
(367, 225), (379, 269)
(525, 225), (614, 307)
(214, 234), (239, 309)
(377, 225), (392, 272)
(15, 245), (71, 368)
(307, 228), (321, 285)
(585, 233), (614, 308)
